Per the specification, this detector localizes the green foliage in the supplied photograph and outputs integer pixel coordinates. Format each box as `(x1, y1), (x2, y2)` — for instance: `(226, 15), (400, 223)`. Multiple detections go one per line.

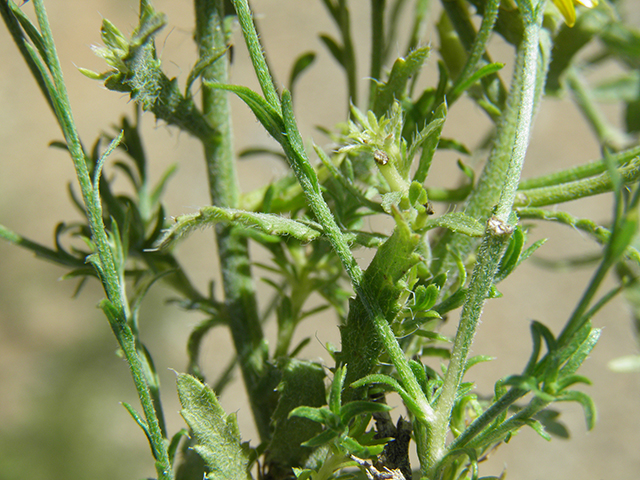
(2, 0), (640, 480)
(177, 373), (252, 480)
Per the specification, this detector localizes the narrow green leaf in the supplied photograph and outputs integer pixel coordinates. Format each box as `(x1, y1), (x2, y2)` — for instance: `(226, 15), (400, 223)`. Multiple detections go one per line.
(593, 71), (640, 102)
(319, 34), (344, 67)
(155, 206), (323, 250)
(301, 428), (339, 448)
(206, 82), (284, 140)
(525, 418), (551, 441)
(339, 401), (392, 425)
(350, 374), (427, 423)
(330, 366), (347, 414)
(176, 373), (252, 480)
(608, 355), (640, 372)
(122, 402), (151, 442)
(422, 212), (484, 237)
(449, 62), (504, 99)
(186, 48), (228, 97)
(168, 428), (189, 464)
(413, 103), (447, 183)
(288, 51), (316, 92)
(373, 45), (431, 115)
(289, 406), (328, 424)
(559, 327), (601, 377)
(556, 390), (597, 430)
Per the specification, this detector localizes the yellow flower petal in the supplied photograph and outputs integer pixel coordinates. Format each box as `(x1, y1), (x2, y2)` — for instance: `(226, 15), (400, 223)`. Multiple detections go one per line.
(576, 0), (598, 7)
(553, 0), (577, 27)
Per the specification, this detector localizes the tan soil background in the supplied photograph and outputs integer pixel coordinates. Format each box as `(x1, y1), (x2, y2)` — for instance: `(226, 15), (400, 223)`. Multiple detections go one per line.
(1, 1), (640, 479)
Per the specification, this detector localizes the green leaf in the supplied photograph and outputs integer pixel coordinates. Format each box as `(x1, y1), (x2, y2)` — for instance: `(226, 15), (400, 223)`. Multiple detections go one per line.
(176, 373), (252, 480)
(556, 390), (597, 431)
(288, 51), (316, 92)
(186, 48), (228, 97)
(339, 401), (392, 425)
(413, 102), (447, 184)
(206, 82), (285, 141)
(122, 402), (151, 444)
(494, 226), (524, 283)
(525, 418), (551, 441)
(559, 327), (601, 377)
(289, 406), (329, 424)
(168, 428), (189, 464)
(350, 374), (427, 423)
(266, 359), (326, 468)
(373, 46), (431, 116)
(546, 7), (611, 93)
(330, 366), (347, 414)
(319, 34), (344, 67)
(422, 212), (484, 237)
(592, 71), (640, 103)
(155, 206), (323, 250)
(449, 62), (504, 99)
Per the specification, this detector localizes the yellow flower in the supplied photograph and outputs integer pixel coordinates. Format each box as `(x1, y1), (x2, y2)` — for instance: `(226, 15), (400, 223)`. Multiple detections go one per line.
(552, 0), (598, 27)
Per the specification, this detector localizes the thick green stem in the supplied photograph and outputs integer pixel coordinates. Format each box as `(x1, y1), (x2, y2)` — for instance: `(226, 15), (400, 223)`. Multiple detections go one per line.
(195, 0), (274, 443)
(431, 5), (545, 284)
(426, 9), (543, 474)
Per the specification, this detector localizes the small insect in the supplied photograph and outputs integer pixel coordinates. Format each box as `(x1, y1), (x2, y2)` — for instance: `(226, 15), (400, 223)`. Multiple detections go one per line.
(373, 149), (389, 165)
(424, 201), (435, 215)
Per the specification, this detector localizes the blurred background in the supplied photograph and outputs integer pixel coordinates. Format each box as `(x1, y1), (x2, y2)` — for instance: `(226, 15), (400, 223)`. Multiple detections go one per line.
(1, 1), (639, 479)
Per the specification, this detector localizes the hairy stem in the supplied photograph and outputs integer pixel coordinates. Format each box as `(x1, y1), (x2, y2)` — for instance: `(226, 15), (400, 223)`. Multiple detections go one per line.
(29, 0), (172, 477)
(195, 0), (274, 442)
(427, 8), (543, 474)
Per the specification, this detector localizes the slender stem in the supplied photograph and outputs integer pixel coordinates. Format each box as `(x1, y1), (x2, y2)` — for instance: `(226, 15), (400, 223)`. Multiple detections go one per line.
(448, 387), (527, 451)
(368, 0), (385, 108)
(493, 16), (540, 223)
(428, 217), (513, 472)
(431, 4), (544, 283)
(566, 66), (630, 150)
(447, 0), (500, 105)
(427, 9), (544, 474)
(518, 145), (640, 190)
(30, 1), (172, 477)
(195, 0), (274, 442)
(338, 0), (358, 106)
(515, 160), (640, 207)
(232, 0), (281, 111)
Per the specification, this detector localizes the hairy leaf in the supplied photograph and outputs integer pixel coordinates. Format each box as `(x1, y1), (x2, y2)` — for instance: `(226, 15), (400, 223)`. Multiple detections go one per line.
(176, 373), (252, 480)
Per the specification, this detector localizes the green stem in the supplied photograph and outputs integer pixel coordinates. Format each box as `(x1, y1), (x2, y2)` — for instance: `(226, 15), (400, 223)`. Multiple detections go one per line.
(446, 0), (500, 105)
(515, 160), (640, 207)
(338, 0), (358, 106)
(431, 5), (545, 283)
(30, 1), (172, 477)
(428, 216), (513, 472)
(518, 145), (640, 190)
(566, 66), (631, 150)
(427, 10), (543, 474)
(448, 387), (527, 451)
(232, 0), (281, 111)
(516, 207), (640, 265)
(195, 0), (274, 442)
(368, 0), (385, 108)
(231, 1), (437, 467)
